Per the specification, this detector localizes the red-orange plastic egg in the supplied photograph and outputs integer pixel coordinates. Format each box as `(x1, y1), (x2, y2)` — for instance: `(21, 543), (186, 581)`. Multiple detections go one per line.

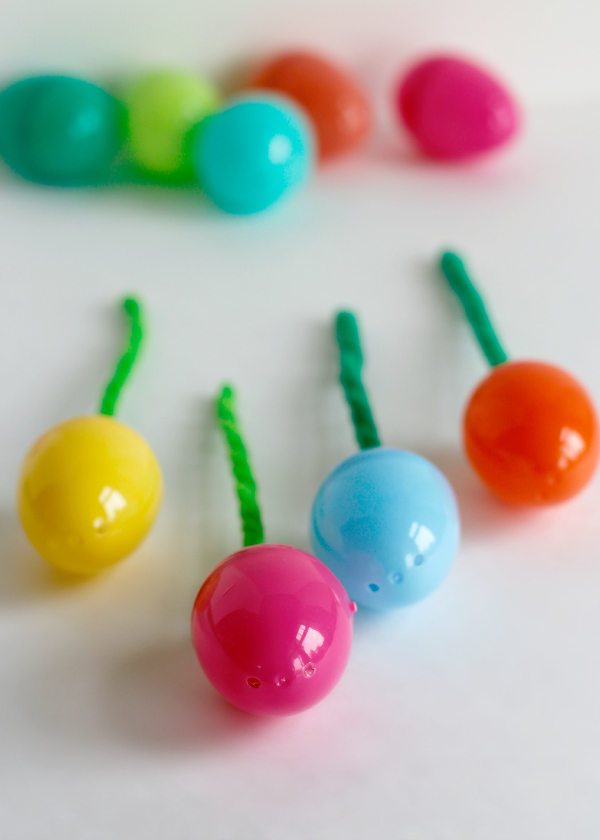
(464, 361), (599, 505)
(249, 51), (372, 162)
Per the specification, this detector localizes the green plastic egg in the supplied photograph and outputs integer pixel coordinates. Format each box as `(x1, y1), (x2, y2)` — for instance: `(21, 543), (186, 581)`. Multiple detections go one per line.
(125, 70), (219, 180)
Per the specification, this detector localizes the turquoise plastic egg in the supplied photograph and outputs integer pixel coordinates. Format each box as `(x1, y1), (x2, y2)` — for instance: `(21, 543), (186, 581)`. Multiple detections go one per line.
(191, 95), (313, 214)
(311, 447), (460, 611)
(0, 75), (123, 185)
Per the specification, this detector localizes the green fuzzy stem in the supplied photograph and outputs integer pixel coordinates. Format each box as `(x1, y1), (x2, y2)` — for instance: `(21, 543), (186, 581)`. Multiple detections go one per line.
(439, 251), (508, 367)
(99, 297), (144, 416)
(216, 385), (264, 547)
(336, 311), (381, 450)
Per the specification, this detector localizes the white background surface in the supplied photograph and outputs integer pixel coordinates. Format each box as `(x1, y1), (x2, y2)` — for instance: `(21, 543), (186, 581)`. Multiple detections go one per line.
(2, 2), (600, 839)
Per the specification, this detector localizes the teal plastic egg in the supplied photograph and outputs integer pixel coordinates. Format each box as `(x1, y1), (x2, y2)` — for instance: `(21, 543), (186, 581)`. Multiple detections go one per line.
(191, 95), (313, 214)
(0, 75), (123, 185)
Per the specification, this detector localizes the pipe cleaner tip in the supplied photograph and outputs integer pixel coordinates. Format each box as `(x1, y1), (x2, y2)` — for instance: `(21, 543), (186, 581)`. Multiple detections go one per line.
(123, 296), (141, 315)
(336, 311), (358, 333)
(440, 250), (463, 266)
(336, 310), (355, 323)
(336, 311), (362, 356)
(217, 384), (235, 413)
(439, 251), (469, 287)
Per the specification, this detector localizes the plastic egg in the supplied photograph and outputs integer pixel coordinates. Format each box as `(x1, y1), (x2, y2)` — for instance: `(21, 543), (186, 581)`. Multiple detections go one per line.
(191, 543), (355, 715)
(249, 50), (372, 161)
(0, 75), (123, 184)
(396, 55), (520, 160)
(311, 447), (460, 611)
(18, 415), (162, 575)
(190, 95), (313, 214)
(465, 360), (599, 504)
(125, 70), (219, 180)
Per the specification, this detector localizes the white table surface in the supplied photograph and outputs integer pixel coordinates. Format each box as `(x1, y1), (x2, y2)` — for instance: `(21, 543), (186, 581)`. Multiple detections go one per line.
(2, 96), (600, 840)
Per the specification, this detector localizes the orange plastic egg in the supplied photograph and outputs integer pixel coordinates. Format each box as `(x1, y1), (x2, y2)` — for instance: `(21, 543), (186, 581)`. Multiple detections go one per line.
(464, 360), (599, 505)
(249, 50), (372, 162)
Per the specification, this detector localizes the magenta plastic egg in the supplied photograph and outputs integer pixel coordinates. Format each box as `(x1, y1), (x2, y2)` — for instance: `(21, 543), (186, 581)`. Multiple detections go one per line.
(191, 543), (355, 716)
(396, 55), (520, 160)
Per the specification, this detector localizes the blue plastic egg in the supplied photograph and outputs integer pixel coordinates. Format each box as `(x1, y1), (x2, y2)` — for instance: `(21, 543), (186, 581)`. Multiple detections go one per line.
(310, 447), (460, 611)
(0, 75), (123, 185)
(191, 95), (313, 214)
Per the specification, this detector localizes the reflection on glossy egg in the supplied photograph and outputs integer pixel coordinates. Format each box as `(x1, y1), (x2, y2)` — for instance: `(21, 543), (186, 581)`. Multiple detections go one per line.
(18, 415), (162, 575)
(311, 447), (460, 611)
(191, 544), (355, 715)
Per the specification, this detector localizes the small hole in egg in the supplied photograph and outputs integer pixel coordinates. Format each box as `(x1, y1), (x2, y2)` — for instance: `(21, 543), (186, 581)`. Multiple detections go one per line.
(93, 517), (108, 536)
(368, 583), (379, 592)
(247, 677), (261, 689)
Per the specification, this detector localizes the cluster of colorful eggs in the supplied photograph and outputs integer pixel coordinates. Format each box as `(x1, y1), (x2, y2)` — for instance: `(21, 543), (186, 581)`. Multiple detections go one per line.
(0, 50), (520, 213)
(17, 248), (599, 716)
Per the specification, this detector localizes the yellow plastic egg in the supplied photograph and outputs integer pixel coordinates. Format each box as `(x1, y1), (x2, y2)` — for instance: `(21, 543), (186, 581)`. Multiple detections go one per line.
(18, 414), (162, 575)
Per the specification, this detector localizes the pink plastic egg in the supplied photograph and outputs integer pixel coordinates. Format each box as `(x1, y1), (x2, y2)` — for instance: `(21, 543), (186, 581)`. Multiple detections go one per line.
(191, 543), (355, 716)
(396, 55), (520, 160)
